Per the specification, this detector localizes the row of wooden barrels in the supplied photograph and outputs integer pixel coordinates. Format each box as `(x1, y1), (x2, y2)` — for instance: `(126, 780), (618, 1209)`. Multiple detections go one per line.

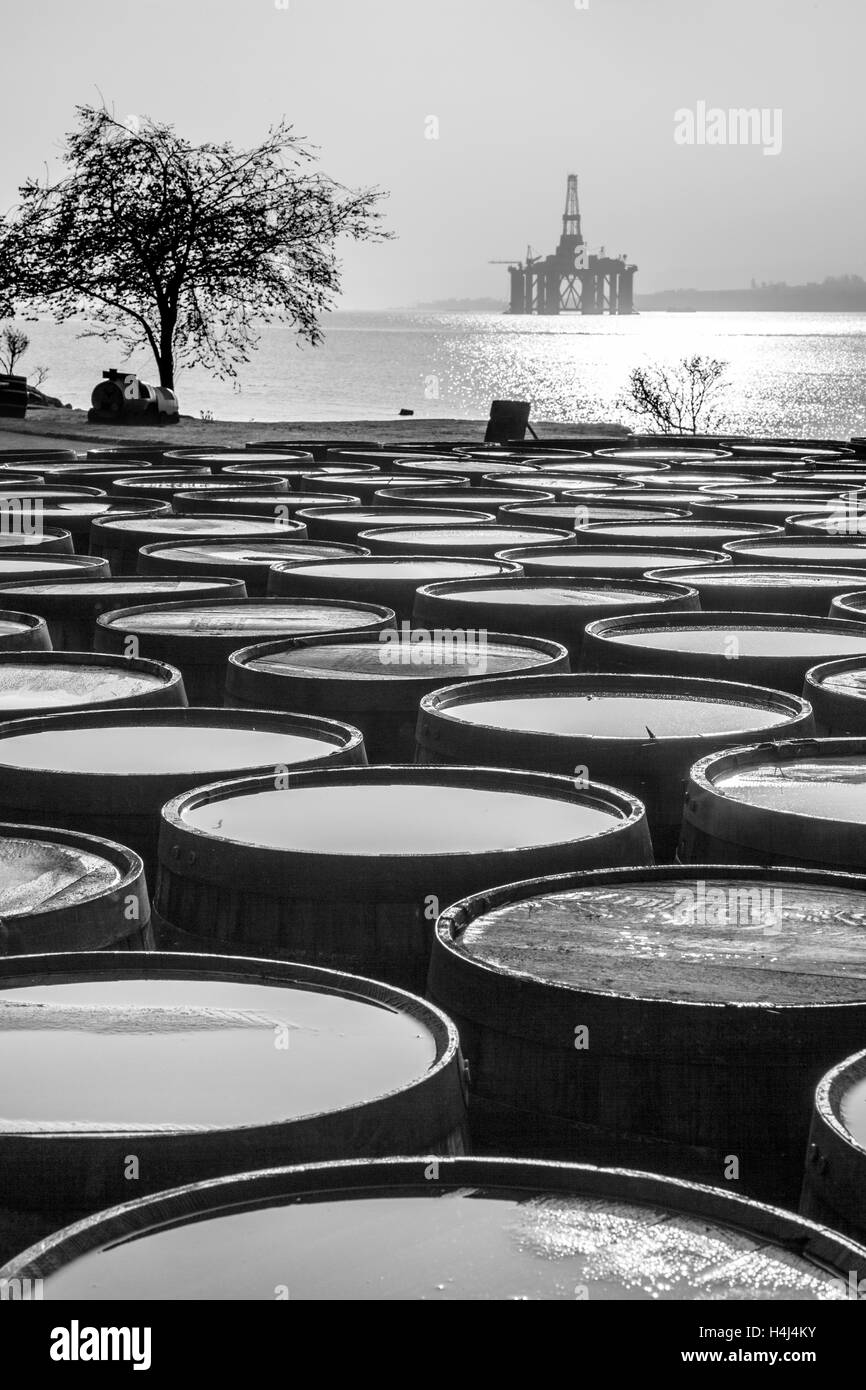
(0, 434), (864, 1301)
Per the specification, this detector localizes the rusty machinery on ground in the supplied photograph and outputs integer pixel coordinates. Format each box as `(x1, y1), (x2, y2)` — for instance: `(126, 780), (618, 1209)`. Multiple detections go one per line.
(89, 369), (179, 424)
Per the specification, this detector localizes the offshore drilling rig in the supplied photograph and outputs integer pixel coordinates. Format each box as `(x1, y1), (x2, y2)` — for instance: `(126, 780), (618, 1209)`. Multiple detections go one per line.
(493, 175), (637, 315)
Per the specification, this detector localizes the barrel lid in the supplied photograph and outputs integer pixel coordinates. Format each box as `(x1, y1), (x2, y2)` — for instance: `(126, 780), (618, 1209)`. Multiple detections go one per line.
(415, 577), (692, 609)
(398, 459), (537, 476)
(817, 1049), (866, 1153)
(506, 504), (687, 525)
(534, 461), (663, 477)
(697, 501), (839, 521)
(731, 444), (851, 460)
(100, 598), (391, 637)
(638, 472), (757, 488)
(383, 489), (553, 507)
(165, 766), (644, 861)
(0, 577), (241, 599)
(0, 834), (122, 915)
(806, 659), (866, 697)
(363, 525), (572, 547)
(0, 708), (363, 777)
(189, 452), (312, 464)
(440, 866), (866, 1005)
(142, 539), (361, 565)
(182, 491), (335, 507)
(0, 613), (41, 636)
(0, 654), (175, 709)
(648, 566), (866, 593)
(96, 516), (303, 537)
(271, 556), (520, 581)
(0, 973), (439, 1132)
(154, 477), (285, 490)
(725, 539), (866, 563)
(595, 448), (730, 461)
(585, 612), (866, 660)
(238, 632), (558, 683)
(0, 555), (109, 579)
(301, 507), (495, 526)
(332, 474), (465, 491)
(2, 1153), (857, 1301)
(0, 529), (71, 550)
(583, 521), (782, 542)
(0, 488), (104, 502)
(696, 742), (866, 827)
(422, 674), (805, 740)
(706, 485), (844, 499)
(832, 591), (866, 616)
(23, 499), (165, 517)
(497, 546), (730, 571)
(497, 475), (616, 493)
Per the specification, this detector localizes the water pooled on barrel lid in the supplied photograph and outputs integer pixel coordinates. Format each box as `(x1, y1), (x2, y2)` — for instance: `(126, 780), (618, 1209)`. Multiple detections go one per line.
(711, 751), (866, 824)
(0, 976), (436, 1130)
(103, 600), (384, 636)
(181, 778), (625, 856)
(0, 836), (121, 917)
(455, 876), (866, 1005)
(0, 657), (169, 708)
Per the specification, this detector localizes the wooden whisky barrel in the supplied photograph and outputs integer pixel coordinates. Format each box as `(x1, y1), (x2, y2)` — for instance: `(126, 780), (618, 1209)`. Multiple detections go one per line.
(429, 863), (866, 1206)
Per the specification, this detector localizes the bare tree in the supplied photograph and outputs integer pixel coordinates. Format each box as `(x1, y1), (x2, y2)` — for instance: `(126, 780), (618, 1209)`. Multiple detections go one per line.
(0, 105), (391, 391)
(622, 354), (729, 434)
(0, 326), (30, 375)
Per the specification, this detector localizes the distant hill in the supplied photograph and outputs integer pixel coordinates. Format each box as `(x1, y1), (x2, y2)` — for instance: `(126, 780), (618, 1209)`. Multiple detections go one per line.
(637, 275), (866, 312)
(409, 297), (508, 312)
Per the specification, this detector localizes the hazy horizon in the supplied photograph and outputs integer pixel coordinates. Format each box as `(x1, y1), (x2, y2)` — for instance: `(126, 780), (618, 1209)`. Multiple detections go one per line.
(3, 0), (865, 311)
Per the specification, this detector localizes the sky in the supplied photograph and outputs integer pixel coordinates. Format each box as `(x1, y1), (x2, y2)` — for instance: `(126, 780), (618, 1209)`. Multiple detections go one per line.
(1, 0), (864, 308)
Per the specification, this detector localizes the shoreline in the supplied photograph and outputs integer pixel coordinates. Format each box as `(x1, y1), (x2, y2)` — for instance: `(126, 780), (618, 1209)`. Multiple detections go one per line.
(0, 408), (631, 449)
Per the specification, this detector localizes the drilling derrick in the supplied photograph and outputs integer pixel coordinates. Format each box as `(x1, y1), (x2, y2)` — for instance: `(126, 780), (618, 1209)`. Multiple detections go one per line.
(502, 175), (637, 315)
